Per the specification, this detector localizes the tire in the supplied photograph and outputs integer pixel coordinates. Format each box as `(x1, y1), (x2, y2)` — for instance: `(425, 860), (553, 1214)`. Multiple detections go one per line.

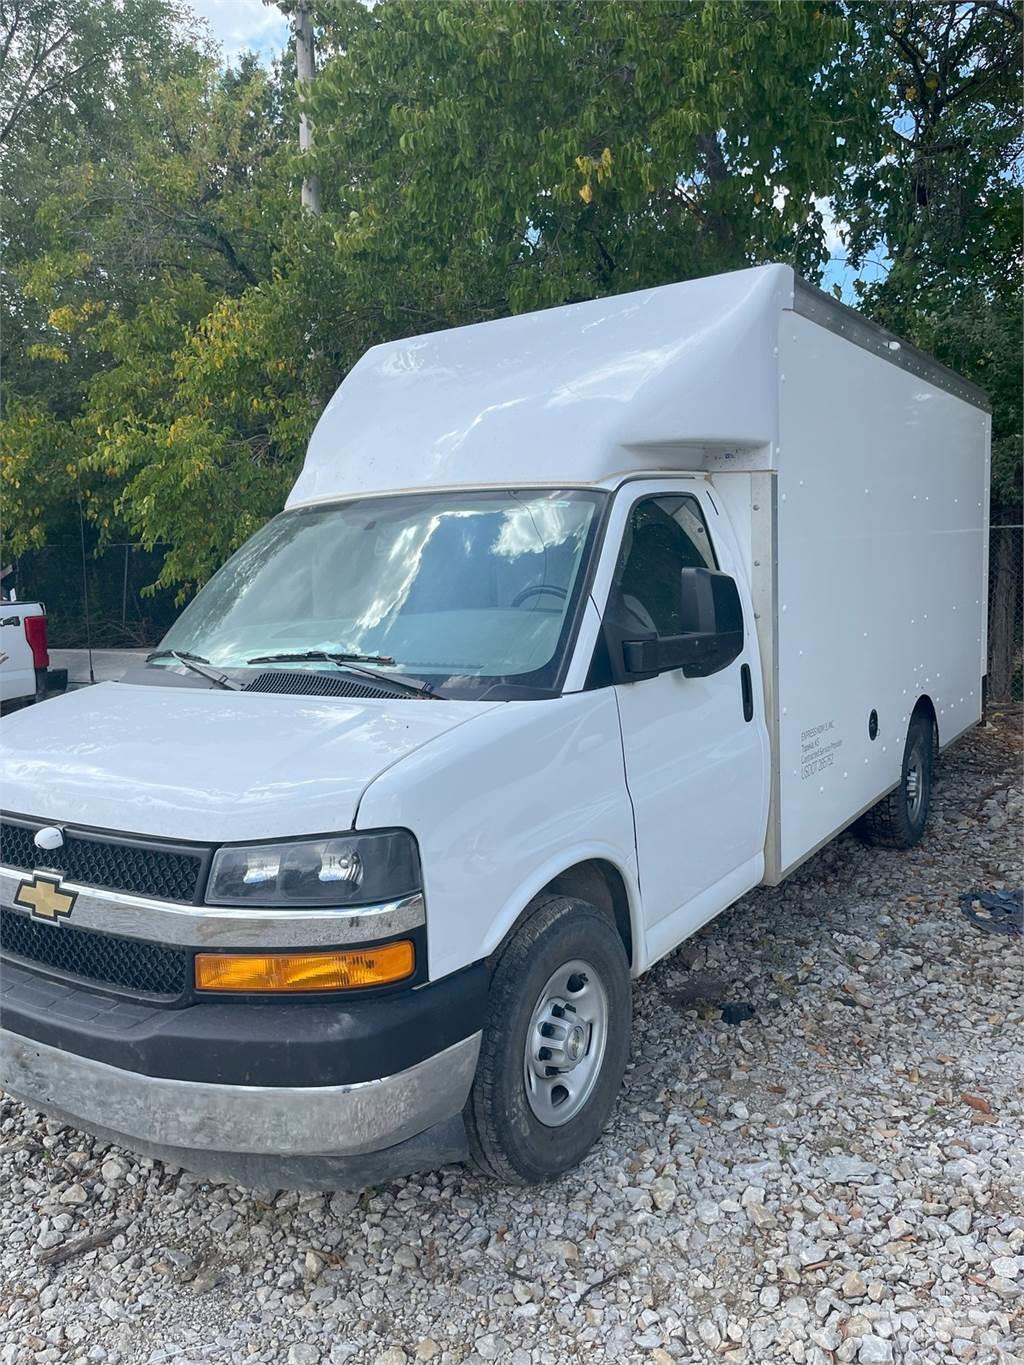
(856, 711), (935, 849)
(465, 895), (631, 1184)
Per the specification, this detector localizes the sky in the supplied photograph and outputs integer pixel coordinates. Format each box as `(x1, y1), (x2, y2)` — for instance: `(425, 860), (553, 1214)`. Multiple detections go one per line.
(187, 0), (289, 65)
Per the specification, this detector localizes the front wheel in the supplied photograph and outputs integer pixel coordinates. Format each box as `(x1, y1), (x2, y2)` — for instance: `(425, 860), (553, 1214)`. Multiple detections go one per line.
(856, 711), (935, 849)
(465, 895), (631, 1184)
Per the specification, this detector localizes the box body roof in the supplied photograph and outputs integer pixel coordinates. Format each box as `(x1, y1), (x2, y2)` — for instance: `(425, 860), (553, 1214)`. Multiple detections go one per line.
(286, 262), (988, 507)
(287, 264), (795, 505)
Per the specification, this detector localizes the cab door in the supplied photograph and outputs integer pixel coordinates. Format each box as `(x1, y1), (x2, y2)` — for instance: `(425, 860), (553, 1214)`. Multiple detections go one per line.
(0, 609), (36, 706)
(591, 481), (769, 961)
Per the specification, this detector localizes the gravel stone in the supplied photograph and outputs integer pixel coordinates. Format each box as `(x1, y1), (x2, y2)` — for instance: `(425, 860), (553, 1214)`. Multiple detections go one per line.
(474, 1335), (508, 1360)
(821, 1155), (879, 1184)
(858, 1338), (894, 1364)
(101, 1157), (128, 1184)
(991, 1256), (1020, 1279)
(1, 721), (1020, 1365)
(841, 1270), (868, 1300)
(697, 1320), (722, 1349)
(287, 1348), (319, 1365)
(948, 1207), (973, 1234)
(650, 1176), (677, 1210)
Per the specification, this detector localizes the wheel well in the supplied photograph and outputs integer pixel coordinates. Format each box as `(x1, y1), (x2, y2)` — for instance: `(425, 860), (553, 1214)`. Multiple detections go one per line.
(911, 693), (938, 747)
(543, 859), (634, 968)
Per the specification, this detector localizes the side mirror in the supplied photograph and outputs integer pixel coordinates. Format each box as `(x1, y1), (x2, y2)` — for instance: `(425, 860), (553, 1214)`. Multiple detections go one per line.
(610, 567), (744, 681)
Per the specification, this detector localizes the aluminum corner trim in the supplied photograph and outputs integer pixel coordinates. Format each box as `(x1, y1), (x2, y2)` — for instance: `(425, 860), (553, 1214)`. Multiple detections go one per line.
(0, 1028), (481, 1158)
(792, 278), (991, 412)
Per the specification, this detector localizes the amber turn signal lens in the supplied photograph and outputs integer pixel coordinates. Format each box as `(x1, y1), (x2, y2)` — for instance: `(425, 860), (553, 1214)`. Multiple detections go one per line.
(194, 941), (415, 993)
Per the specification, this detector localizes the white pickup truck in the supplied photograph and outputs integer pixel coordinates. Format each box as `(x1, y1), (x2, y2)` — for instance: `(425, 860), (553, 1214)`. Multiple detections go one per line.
(0, 264), (990, 1190)
(0, 592), (52, 714)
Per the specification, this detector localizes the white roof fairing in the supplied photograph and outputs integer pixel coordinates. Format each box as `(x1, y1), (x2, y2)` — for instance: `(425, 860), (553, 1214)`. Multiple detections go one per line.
(286, 264), (796, 506)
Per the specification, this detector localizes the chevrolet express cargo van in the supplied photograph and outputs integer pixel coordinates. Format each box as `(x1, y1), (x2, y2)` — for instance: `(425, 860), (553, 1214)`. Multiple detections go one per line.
(0, 265), (990, 1188)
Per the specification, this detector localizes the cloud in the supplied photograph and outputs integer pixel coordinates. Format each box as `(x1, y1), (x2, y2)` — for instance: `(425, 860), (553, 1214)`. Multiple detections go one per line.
(187, 0), (290, 64)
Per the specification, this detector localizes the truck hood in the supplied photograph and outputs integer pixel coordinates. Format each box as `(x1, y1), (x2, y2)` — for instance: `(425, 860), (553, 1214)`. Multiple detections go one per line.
(0, 682), (499, 842)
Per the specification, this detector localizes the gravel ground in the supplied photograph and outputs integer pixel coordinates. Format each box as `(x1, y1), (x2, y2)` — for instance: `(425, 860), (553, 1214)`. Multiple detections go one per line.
(2, 716), (1022, 1365)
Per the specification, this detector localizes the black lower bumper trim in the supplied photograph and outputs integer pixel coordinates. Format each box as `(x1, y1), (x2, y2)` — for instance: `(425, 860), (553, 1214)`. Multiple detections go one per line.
(0, 956), (488, 1087)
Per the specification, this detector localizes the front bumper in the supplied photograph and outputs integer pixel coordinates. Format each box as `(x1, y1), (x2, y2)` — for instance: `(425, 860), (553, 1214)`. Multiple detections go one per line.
(0, 1026), (481, 1189)
(0, 953), (487, 1186)
(0, 844), (487, 1187)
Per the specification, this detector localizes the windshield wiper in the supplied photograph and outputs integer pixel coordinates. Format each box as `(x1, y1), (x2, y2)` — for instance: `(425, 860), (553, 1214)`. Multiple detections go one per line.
(146, 648), (209, 664)
(245, 650), (435, 698)
(247, 650), (396, 666)
(146, 649), (241, 692)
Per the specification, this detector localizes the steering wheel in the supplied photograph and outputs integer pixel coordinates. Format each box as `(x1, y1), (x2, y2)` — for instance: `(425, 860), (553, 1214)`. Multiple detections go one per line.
(511, 584), (568, 608)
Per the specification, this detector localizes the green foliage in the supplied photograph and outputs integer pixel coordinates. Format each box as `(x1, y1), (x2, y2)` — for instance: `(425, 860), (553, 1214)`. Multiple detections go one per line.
(0, 394), (80, 555)
(1, 0), (1020, 599)
(1, 0), (294, 576)
(835, 0), (1023, 508)
(310, 0), (864, 318)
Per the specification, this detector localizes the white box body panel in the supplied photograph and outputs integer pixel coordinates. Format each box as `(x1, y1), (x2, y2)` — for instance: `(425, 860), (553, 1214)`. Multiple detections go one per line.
(287, 265), (793, 507)
(771, 312), (990, 875)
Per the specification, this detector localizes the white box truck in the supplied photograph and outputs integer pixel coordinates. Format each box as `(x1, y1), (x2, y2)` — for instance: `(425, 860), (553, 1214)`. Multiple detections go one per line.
(0, 264), (990, 1188)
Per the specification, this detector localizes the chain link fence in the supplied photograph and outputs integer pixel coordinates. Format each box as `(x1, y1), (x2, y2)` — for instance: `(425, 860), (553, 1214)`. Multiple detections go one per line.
(8, 543), (184, 650)
(989, 523), (1023, 703)
(8, 526), (1024, 700)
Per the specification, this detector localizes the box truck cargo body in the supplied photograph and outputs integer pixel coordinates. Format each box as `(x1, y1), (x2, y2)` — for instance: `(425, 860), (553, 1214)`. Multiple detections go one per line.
(0, 265), (990, 1188)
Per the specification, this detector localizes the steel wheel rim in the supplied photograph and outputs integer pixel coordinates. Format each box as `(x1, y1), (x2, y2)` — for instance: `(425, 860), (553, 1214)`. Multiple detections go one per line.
(523, 958), (609, 1127)
(906, 743), (925, 819)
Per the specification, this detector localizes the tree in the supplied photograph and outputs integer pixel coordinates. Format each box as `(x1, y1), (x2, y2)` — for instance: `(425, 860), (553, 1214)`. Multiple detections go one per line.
(1, 0), (292, 565)
(836, 0), (1022, 508)
(309, 0), (867, 325)
(0, 0), (200, 152)
(2, 0), (1019, 614)
(1, 0), (209, 557)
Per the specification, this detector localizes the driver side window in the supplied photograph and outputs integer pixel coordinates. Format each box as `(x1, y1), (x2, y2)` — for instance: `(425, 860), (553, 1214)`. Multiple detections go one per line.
(613, 494), (717, 636)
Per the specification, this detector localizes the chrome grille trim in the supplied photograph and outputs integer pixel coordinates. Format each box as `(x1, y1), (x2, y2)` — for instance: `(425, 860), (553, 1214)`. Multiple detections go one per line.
(0, 870), (425, 949)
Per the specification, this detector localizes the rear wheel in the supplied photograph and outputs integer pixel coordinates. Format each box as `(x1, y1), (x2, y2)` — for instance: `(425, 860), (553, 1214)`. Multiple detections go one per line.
(465, 895), (631, 1184)
(856, 711), (935, 849)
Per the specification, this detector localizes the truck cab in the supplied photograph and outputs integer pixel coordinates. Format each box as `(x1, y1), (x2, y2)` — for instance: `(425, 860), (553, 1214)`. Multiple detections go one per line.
(0, 594), (51, 714)
(0, 265), (989, 1187)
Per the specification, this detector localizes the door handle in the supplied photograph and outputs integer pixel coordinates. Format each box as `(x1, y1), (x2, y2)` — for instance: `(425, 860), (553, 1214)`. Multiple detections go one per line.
(740, 663), (754, 722)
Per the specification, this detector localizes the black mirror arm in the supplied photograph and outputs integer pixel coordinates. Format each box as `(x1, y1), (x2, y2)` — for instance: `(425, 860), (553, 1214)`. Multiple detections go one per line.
(623, 630), (742, 678)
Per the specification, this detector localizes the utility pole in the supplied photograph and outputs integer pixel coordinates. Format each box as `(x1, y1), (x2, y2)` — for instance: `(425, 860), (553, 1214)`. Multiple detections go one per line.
(293, 0), (321, 216)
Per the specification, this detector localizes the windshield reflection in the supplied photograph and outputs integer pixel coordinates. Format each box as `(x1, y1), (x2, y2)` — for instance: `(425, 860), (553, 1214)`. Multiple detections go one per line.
(157, 489), (605, 697)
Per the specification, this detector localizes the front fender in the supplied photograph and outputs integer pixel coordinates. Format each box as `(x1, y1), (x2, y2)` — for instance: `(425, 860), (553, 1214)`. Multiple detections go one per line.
(476, 838), (643, 972)
(355, 691), (641, 982)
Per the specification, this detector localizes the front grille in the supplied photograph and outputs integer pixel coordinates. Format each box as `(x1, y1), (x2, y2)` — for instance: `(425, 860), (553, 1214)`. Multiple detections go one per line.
(245, 669), (402, 700)
(0, 821), (205, 902)
(0, 908), (188, 997)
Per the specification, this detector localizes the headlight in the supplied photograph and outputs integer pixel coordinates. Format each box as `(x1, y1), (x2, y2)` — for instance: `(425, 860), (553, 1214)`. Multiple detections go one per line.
(206, 830), (421, 907)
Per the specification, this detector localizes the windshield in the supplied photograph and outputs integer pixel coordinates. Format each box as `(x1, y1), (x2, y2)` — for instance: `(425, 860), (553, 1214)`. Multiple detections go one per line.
(156, 489), (606, 697)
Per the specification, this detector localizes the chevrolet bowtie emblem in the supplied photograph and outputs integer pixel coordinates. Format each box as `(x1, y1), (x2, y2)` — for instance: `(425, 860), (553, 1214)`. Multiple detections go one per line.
(14, 873), (77, 923)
